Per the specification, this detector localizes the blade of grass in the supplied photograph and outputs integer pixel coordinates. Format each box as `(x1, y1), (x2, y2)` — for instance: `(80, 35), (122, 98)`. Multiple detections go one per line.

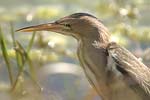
(25, 32), (42, 91)
(27, 31), (36, 53)
(10, 22), (15, 45)
(8, 23), (39, 91)
(0, 26), (14, 85)
(26, 32), (36, 79)
(11, 30), (41, 91)
(18, 37), (42, 92)
(11, 41), (27, 91)
(12, 41), (41, 91)
(9, 23), (26, 91)
(10, 22), (23, 70)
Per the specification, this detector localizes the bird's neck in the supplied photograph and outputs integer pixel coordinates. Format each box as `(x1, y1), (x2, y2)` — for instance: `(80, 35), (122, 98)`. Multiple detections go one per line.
(78, 28), (110, 78)
(83, 26), (110, 44)
(77, 31), (112, 99)
(79, 33), (109, 77)
(82, 37), (99, 47)
(81, 30), (110, 45)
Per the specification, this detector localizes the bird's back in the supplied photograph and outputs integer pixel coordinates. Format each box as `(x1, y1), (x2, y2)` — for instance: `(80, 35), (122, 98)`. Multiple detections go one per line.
(78, 40), (150, 100)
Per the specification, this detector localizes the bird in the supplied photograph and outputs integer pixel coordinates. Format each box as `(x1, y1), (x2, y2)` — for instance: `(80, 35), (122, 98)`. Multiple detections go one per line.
(98, 42), (150, 98)
(17, 13), (150, 100)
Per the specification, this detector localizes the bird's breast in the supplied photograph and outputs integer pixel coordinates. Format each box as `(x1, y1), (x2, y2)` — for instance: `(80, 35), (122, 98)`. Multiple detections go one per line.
(77, 40), (108, 82)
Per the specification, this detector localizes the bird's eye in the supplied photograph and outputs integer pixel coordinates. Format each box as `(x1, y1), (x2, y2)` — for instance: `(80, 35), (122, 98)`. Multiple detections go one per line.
(64, 24), (71, 27)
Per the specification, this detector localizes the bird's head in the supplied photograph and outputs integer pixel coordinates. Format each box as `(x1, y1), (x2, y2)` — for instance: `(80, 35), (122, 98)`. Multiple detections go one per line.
(17, 13), (109, 42)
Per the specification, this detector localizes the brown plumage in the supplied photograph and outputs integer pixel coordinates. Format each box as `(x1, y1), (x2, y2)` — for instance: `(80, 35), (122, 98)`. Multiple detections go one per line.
(17, 13), (150, 100)
(106, 42), (150, 95)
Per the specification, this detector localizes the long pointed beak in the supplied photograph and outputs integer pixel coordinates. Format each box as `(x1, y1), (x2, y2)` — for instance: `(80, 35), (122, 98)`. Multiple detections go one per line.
(16, 22), (62, 32)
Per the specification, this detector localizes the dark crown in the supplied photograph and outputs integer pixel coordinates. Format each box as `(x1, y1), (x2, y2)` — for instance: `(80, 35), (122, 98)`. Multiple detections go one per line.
(69, 13), (97, 19)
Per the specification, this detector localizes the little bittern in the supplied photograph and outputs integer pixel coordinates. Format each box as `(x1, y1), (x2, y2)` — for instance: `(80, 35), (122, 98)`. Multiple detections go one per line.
(17, 13), (150, 100)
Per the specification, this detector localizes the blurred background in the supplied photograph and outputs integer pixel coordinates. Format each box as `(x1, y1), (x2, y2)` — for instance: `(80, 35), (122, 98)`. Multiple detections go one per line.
(0, 0), (150, 100)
